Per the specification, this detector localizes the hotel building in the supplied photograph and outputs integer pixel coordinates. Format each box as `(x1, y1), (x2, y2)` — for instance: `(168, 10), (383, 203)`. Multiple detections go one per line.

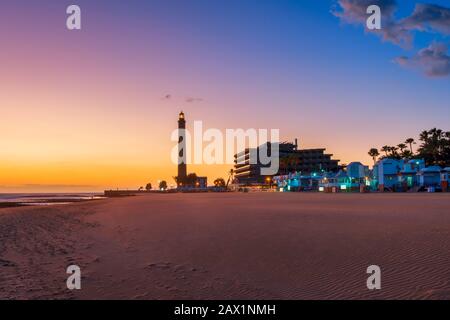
(234, 141), (340, 185)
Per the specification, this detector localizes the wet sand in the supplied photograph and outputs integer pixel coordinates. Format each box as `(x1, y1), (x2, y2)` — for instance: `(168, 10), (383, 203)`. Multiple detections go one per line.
(1, 192), (450, 300)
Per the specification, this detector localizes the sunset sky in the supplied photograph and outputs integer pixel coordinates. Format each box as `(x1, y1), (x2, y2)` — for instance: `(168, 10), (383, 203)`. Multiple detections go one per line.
(1, 0), (449, 192)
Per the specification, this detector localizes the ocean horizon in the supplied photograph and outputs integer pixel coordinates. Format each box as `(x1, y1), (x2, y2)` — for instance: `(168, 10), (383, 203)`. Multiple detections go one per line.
(0, 193), (104, 206)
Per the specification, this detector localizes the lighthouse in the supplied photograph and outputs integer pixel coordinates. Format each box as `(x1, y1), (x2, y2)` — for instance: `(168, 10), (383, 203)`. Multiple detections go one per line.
(177, 111), (187, 181)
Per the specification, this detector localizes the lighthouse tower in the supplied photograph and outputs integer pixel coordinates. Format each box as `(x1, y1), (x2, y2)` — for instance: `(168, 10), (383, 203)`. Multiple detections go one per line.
(177, 111), (187, 181)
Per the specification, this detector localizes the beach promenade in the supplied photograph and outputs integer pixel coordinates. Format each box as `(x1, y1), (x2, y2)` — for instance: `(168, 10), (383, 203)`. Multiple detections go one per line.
(1, 193), (450, 300)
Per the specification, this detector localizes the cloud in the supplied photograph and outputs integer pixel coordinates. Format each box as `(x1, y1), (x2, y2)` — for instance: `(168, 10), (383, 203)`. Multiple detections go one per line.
(333, 0), (397, 24)
(185, 97), (204, 103)
(395, 42), (450, 77)
(333, 1), (450, 77)
(334, 1), (450, 45)
(333, 0), (412, 47)
(401, 4), (450, 35)
(160, 94), (204, 103)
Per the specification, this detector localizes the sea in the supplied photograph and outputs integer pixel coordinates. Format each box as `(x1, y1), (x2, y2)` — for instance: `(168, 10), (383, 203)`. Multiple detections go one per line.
(0, 193), (105, 206)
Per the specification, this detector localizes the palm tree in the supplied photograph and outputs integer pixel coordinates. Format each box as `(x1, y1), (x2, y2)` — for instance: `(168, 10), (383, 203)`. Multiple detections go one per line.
(445, 132), (450, 166)
(419, 130), (429, 143)
(402, 150), (413, 159)
(397, 143), (407, 153)
(389, 146), (400, 159)
(368, 148), (380, 165)
(381, 146), (390, 157)
(397, 144), (407, 159)
(436, 129), (444, 152)
(418, 128), (449, 166)
(405, 138), (416, 154)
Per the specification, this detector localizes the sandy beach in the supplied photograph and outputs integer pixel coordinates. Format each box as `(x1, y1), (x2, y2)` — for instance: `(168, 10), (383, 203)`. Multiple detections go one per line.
(1, 192), (450, 300)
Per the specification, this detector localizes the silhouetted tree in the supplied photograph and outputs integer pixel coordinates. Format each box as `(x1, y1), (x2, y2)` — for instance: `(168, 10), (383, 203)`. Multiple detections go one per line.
(368, 148), (380, 165)
(145, 183), (152, 191)
(397, 143), (407, 153)
(374, 129), (449, 166)
(389, 146), (401, 159)
(417, 128), (450, 166)
(159, 180), (168, 190)
(402, 150), (413, 159)
(381, 146), (390, 157)
(405, 138), (416, 153)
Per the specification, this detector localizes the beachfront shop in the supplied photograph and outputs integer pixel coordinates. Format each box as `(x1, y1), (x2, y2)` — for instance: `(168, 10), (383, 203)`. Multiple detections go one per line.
(272, 172), (322, 192)
(318, 171), (369, 193)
